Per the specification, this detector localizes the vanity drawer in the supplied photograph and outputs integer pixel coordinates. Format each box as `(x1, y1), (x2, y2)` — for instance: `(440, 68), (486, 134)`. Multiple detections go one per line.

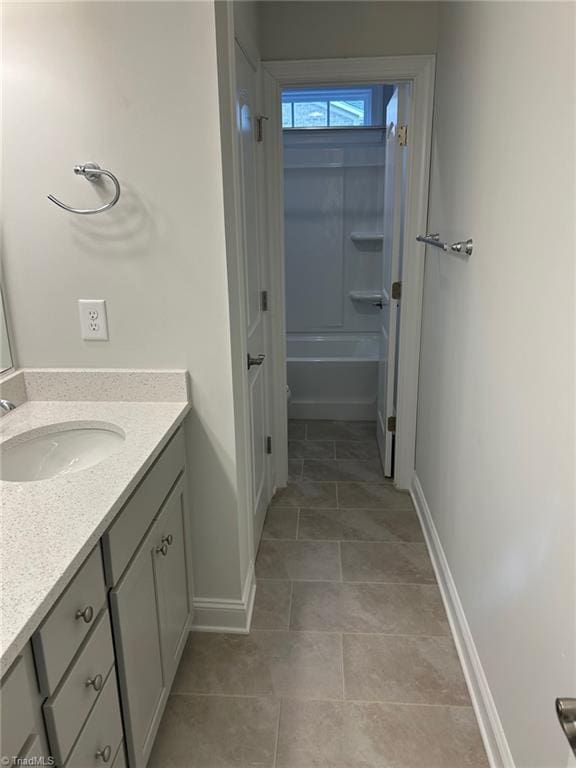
(44, 609), (115, 765)
(102, 427), (185, 587)
(112, 742), (127, 768)
(65, 668), (123, 768)
(0, 654), (36, 760)
(33, 546), (107, 696)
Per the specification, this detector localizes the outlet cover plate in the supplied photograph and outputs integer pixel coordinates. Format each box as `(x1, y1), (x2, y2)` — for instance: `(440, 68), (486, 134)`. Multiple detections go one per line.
(78, 299), (109, 341)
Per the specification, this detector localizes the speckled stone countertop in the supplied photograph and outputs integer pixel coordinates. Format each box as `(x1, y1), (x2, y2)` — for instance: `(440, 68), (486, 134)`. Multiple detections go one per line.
(0, 369), (190, 676)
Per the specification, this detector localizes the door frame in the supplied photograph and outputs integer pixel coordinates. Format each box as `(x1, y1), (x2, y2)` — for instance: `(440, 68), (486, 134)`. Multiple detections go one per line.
(262, 55), (436, 490)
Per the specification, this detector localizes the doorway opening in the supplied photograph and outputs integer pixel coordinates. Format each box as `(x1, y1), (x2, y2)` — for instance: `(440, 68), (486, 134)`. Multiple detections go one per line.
(281, 82), (409, 480)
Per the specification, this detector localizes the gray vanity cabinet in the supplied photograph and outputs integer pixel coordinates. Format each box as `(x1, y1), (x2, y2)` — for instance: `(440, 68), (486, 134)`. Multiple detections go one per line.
(155, 477), (191, 684)
(110, 475), (191, 768)
(0, 644), (50, 764)
(1, 426), (191, 768)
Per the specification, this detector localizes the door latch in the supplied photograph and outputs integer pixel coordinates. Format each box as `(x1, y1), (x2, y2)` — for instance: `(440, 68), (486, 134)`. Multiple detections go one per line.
(247, 353), (265, 370)
(256, 115), (269, 143)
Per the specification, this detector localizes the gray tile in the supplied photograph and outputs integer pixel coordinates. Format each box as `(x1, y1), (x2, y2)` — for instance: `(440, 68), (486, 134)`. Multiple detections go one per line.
(288, 440), (336, 459)
(303, 459), (386, 483)
(262, 507), (298, 540)
(173, 631), (343, 699)
(256, 540), (341, 581)
(341, 541), (435, 584)
(338, 482), (414, 510)
(336, 460), (387, 483)
(306, 421), (376, 441)
(335, 440), (379, 460)
(298, 508), (424, 543)
(252, 581), (292, 630)
(343, 634), (470, 705)
(149, 694), (279, 767)
(301, 460), (341, 481)
(288, 459), (303, 480)
(271, 479), (337, 508)
(276, 699), (489, 768)
(288, 420), (306, 439)
(290, 581), (449, 635)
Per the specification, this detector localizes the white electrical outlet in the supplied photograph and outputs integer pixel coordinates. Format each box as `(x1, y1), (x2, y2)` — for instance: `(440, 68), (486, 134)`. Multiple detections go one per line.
(78, 299), (109, 341)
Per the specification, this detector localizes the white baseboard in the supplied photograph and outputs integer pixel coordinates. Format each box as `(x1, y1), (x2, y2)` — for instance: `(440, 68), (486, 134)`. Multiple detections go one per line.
(411, 474), (515, 768)
(191, 561), (256, 634)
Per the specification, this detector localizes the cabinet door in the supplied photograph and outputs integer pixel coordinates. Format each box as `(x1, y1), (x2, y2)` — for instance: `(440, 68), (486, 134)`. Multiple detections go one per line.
(156, 478), (192, 687)
(109, 531), (166, 768)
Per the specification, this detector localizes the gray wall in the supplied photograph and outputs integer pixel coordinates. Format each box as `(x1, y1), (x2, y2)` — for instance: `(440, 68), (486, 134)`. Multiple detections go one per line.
(416, 3), (575, 765)
(258, 1), (438, 60)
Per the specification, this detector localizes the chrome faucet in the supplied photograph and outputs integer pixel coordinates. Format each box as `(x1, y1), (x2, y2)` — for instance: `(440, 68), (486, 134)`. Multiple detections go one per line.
(0, 400), (16, 415)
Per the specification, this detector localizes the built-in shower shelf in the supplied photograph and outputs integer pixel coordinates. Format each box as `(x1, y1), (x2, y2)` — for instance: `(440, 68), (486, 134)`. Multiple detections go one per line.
(349, 289), (389, 305)
(350, 232), (384, 242)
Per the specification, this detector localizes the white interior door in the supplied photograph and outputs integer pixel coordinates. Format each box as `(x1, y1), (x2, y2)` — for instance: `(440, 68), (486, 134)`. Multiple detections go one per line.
(377, 85), (408, 478)
(235, 43), (272, 548)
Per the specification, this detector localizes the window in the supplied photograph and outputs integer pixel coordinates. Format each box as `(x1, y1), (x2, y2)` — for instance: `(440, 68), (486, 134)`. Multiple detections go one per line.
(282, 86), (383, 129)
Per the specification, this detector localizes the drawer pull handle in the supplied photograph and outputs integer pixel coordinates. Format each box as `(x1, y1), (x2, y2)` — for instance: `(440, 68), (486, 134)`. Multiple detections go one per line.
(95, 745), (112, 763)
(162, 534), (173, 546)
(86, 674), (103, 691)
(75, 605), (94, 623)
(156, 542), (168, 557)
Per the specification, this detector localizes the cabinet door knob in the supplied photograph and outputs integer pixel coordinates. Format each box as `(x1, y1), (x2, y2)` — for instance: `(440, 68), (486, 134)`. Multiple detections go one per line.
(95, 745), (112, 763)
(86, 674), (103, 691)
(156, 542), (168, 556)
(162, 534), (173, 546)
(75, 605), (94, 623)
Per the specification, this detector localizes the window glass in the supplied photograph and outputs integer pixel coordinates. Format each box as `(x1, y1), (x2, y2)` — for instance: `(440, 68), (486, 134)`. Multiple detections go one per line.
(282, 102), (293, 128)
(282, 86), (382, 128)
(293, 101), (328, 127)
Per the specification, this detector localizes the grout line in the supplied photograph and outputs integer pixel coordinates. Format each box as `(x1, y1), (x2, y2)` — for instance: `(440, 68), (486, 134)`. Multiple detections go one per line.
(339, 632), (346, 701)
(261, 536), (424, 544)
(169, 691), (474, 709)
(295, 508), (300, 540)
(272, 698), (282, 768)
(243, 628), (451, 638)
(256, 577), (439, 587)
(287, 580), (295, 630)
(338, 540), (343, 582)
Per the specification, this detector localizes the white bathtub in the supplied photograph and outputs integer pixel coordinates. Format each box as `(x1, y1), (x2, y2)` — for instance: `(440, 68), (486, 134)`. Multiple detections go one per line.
(286, 334), (379, 421)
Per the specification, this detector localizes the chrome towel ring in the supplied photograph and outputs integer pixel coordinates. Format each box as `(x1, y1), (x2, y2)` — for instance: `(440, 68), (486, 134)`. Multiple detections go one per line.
(48, 163), (121, 215)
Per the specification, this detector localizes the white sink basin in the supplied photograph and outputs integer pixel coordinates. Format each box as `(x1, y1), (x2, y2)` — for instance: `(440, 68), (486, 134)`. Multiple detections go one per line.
(0, 422), (125, 482)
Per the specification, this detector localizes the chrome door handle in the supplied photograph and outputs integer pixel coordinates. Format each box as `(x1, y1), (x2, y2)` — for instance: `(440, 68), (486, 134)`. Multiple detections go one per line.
(556, 698), (576, 755)
(247, 354), (265, 370)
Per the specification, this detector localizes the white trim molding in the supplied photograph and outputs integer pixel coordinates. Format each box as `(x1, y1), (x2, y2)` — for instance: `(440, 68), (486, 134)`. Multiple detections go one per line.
(262, 55), (436, 490)
(191, 561), (256, 634)
(411, 474), (516, 768)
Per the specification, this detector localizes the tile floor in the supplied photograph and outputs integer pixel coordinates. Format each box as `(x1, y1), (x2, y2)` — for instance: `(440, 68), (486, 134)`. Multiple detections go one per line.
(150, 420), (489, 768)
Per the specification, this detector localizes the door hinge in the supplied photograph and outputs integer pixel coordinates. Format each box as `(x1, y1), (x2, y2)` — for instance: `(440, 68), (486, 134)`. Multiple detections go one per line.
(387, 416), (397, 433)
(256, 115), (269, 143)
(261, 290), (269, 312)
(398, 124), (408, 147)
(391, 281), (402, 300)
(266, 436), (272, 454)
